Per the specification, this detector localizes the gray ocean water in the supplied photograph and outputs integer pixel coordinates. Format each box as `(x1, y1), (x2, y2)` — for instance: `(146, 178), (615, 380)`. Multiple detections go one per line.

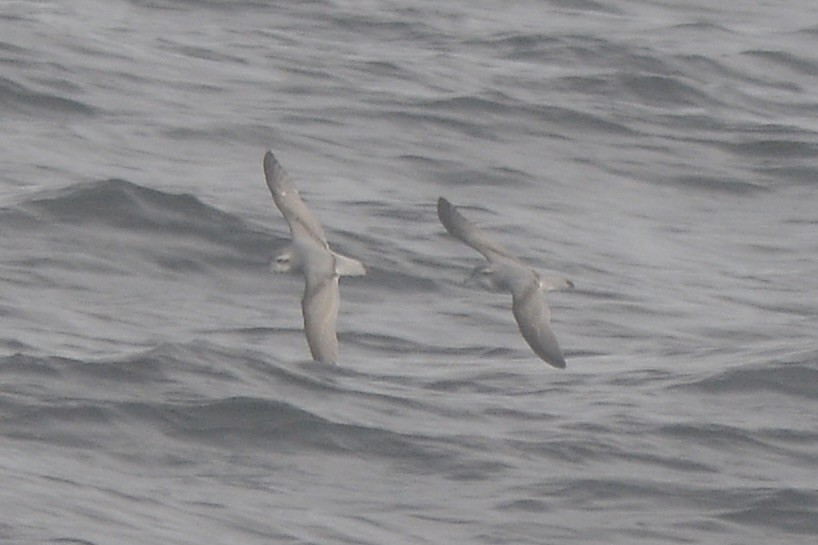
(2, 1), (817, 543)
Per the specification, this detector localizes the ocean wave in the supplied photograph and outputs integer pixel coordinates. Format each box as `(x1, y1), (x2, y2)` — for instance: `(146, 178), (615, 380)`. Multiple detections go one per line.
(740, 49), (818, 77)
(670, 173), (769, 194)
(717, 487), (818, 535)
(413, 94), (637, 137)
(23, 179), (253, 238)
(0, 346), (465, 469)
(2, 179), (273, 273)
(0, 75), (96, 117)
(617, 74), (714, 108)
(678, 360), (818, 399)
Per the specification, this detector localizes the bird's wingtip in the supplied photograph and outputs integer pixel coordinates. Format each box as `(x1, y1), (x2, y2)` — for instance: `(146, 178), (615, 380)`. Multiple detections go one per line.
(437, 196), (453, 213)
(263, 150), (277, 170)
(549, 356), (567, 370)
(437, 196), (456, 226)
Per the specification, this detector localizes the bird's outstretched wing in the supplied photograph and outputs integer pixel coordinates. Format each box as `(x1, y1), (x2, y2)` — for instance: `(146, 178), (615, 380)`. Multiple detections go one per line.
(264, 151), (329, 247)
(437, 197), (516, 262)
(302, 274), (340, 363)
(512, 282), (567, 369)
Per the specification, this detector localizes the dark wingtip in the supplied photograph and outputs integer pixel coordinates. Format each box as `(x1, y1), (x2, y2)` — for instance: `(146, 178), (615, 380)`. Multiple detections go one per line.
(437, 196), (450, 214)
(546, 345), (568, 369)
(532, 342), (567, 369)
(538, 351), (566, 369)
(523, 324), (568, 370)
(437, 197), (455, 228)
(263, 150), (276, 172)
(263, 150), (288, 191)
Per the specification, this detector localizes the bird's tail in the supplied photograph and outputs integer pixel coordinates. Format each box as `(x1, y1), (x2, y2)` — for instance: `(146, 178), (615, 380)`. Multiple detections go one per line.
(333, 252), (367, 276)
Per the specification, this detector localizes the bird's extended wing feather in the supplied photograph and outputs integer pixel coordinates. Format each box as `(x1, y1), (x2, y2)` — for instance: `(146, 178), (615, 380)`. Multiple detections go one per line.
(437, 197), (515, 262)
(263, 151), (329, 247)
(511, 283), (566, 369)
(301, 274), (340, 363)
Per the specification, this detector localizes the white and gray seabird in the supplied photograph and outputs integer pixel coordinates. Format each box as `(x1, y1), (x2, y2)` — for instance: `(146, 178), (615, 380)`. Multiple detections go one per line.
(263, 151), (365, 363)
(437, 197), (573, 369)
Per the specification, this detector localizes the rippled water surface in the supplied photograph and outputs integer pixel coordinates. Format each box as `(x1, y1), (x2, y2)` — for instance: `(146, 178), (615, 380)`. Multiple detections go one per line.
(2, 1), (817, 543)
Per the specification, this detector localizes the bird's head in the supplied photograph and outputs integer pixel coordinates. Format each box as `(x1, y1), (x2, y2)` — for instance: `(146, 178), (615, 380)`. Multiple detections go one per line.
(270, 245), (300, 273)
(467, 264), (503, 292)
